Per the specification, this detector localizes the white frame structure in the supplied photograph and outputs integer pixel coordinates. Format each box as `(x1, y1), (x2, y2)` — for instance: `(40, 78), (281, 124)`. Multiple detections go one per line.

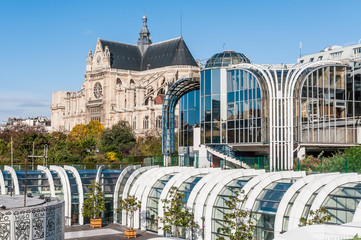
(64, 165), (85, 225)
(4, 165), (19, 195)
(50, 165), (72, 226)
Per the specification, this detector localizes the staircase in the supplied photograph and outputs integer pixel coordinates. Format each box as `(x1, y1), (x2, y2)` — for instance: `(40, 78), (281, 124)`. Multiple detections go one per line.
(206, 145), (250, 169)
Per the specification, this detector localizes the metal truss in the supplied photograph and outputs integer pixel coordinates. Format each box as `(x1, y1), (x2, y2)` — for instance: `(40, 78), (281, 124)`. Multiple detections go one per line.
(162, 78), (200, 155)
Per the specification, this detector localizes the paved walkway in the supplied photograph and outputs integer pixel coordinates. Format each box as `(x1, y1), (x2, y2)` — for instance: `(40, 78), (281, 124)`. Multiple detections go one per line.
(65, 224), (160, 240)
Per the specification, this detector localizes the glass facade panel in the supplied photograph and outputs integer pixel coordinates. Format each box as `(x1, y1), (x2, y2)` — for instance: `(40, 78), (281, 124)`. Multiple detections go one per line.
(227, 69), (262, 144)
(252, 180), (293, 240)
(299, 65), (358, 143)
(322, 182), (361, 224)
(146, 174), (174, 232)
(211, 178), (251, 240)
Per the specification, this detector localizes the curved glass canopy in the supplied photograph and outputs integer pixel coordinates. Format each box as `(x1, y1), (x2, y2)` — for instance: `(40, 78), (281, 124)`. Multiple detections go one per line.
(205, 50), (251, 68)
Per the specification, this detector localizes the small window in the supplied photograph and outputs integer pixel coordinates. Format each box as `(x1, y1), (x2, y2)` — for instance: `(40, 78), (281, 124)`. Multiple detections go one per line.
(318, 56), (323, 61)
(300, 60), (304, 63)
(354, 47), (361, 58)
(310, 58), (314, 62)
(143, 116), (149, 129)
(330, 51), (343, 60)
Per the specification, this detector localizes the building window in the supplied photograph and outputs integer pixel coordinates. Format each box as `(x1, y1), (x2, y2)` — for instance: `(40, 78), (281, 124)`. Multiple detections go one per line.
(300, 60), (304, 63)
(156, 116), (162, 129)
(116, 78), (122, 87)
(145, 97), (151, 106)
(330, 51), (343, 60)
(354, 47), (361, 58)
(310, 58), (314, 62)
(132, 117), (136, 129)
(143, 116), (149, 129)
(318, 56), (323, 61)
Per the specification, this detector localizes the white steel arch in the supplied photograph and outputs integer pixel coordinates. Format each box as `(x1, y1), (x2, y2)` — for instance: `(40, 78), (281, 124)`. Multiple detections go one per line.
(202, 169), (264, 240)
(95, 165), (104, 185)
(234, 61), (343, 170)
(235, 63), (276, 170)
(130, 167), (187, 229)
(157, 168), (217, 235)
(4, 165), (19, 195)
(284, 60), (342, 168)
(309, 174), (361, 221)
(37, 165), (56, 197)
(287, 173), (343, 230)
(113, 165), (140, 224)
(192, 169), (250, 238)
(0, 168), (6, 195)
(274, 173), (334, 236)
(186, 169), (223, 210)
(50, 165), (72, 226)
(244, 171), (305, 211)
(121, 166), (158, 225)
(64, 165), (84, 225)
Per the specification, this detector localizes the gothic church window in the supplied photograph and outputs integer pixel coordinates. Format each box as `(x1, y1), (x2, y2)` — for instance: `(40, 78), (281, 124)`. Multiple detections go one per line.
(143, 116), (149, 129)
(156, 116), (162, 129)
(133, 117), (137, 129)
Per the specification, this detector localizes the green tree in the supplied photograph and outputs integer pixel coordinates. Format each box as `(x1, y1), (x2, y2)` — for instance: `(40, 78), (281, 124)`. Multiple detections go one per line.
(299, 207), (333, 227)
(117, 195), (141, 229)
(133, 134), (162, 157)
(101, 121), (136, 156)
(217, 189), (254, 240)
(82, 182), (106, 219)
(0, 139), (7, 155)
(159, 186), (198, 238)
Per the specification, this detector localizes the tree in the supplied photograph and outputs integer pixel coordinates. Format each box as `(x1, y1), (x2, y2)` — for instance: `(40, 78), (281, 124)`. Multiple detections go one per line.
(159, 186), (198, 238)
(217, 188), (254, 240)
(101, 121), (136, 156)
(82, 182), (106, 219)
(132, 134), (162, 157)
(117, 195), (141, 229)
(85, 120), (105, 139)
(67, 124), (87, 142)
(299, 207), (333, 227)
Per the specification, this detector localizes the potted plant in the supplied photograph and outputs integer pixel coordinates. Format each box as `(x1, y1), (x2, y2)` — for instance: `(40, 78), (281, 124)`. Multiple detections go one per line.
(117, 195), (141, 239)
(82, 181), (106, 228)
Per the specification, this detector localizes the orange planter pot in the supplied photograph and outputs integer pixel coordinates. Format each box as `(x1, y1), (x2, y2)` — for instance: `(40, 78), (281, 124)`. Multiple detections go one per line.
(124, 228), (136, 239)
(90, 218), (102, 228)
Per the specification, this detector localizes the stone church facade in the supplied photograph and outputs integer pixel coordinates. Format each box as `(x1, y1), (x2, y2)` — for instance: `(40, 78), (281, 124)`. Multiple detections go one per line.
(51, 15), (200, 135)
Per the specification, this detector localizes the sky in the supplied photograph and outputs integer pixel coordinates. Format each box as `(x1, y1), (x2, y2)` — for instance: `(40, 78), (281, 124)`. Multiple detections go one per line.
(0, 0), (361, 122)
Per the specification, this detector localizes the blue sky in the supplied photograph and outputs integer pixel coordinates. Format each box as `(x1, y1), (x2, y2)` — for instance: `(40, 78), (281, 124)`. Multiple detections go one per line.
(0, 0), (360, 122)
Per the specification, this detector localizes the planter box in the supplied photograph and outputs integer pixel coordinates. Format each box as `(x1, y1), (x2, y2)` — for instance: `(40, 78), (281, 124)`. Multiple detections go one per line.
(90, 218), (102, 228)
(124, 228), (136, 239)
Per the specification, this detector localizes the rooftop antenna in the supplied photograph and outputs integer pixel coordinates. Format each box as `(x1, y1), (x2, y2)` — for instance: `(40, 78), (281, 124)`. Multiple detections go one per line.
(222, 43), (226, 51)
(300, 42), (303, 58)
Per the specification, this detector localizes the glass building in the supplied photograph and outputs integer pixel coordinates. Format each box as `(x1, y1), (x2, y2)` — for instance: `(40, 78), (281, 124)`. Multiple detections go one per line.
(172, 45), (361, 171)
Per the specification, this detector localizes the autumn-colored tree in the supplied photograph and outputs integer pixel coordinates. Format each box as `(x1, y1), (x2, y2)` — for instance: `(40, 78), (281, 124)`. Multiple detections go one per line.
(67, 124), (87, 142)
(85, 120), (105, 139)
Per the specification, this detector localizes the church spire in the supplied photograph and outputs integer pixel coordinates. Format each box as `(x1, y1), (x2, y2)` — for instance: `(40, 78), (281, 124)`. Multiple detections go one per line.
(138, 14), (152, 52)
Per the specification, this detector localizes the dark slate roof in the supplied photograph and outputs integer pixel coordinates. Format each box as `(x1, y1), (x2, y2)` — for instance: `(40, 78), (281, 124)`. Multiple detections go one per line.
(100, 40), (141, 71)
(100, 37), (197, 71)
